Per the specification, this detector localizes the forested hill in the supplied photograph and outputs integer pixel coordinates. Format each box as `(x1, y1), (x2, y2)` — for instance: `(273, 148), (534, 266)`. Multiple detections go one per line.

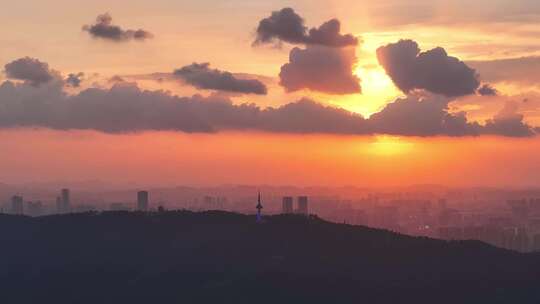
(1, 211), (539, 304)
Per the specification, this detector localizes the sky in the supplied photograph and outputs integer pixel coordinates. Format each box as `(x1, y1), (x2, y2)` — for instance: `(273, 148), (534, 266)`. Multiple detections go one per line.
(1, 0), (540, 187)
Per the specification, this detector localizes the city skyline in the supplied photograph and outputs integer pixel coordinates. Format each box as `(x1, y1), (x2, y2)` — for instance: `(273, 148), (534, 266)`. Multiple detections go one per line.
(3, 184), (540, 253)
(3, 2), (540, 302)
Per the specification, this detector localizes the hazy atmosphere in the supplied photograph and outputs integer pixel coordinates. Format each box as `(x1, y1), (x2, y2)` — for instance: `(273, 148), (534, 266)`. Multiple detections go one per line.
(3, 2), (540, 303)
(1, 0), (540, 187)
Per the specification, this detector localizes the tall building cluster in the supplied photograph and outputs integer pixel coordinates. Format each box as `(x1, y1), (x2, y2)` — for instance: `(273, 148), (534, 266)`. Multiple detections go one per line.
(437, 198), (540, 252)
(282, 196), (309, 215)
(1, 186), (540, 253)
(137, 191), (149, 211)
(10, 195), (24, 215)
(1, 188), (156, 216)
(7, 195), (46, 217)
(56, 189), (71, 214)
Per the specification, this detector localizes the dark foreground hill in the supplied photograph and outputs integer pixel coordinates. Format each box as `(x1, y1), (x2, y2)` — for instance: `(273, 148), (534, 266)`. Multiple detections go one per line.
(1, 211), (539, 304)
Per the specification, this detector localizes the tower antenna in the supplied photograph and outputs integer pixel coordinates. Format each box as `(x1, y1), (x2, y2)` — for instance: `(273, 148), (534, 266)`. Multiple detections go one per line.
(256, 190), (263, 223)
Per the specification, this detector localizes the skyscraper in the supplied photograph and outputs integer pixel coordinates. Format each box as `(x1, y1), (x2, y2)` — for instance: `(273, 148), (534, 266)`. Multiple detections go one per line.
(60, 188), (71, 213)
(297, 196), (309, 216)
(56, 196), (62, 214)
(282, 196), (293, 214)
(137, 191), (149, 211)
(11, 195), (24, 215)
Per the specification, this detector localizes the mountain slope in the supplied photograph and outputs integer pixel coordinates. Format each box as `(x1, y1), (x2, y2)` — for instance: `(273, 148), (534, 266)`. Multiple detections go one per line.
(0, 211), (539, 304)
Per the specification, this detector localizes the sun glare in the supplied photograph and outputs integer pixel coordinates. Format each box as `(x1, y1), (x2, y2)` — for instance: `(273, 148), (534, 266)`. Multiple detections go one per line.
(330, 67), (400, 118)
(355, 67), (395, 94)
(368, 136), (415, 156)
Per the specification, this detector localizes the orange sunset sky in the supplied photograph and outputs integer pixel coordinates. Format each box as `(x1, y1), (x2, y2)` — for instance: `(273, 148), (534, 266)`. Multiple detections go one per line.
(0, 0), (540, 187)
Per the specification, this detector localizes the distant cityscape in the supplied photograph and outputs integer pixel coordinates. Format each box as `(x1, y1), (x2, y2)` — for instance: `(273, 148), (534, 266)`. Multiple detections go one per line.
(2, 186), (540, 253)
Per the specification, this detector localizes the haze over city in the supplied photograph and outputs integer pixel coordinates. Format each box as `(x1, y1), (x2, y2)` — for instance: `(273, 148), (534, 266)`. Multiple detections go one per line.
(2, 1), (540, 303)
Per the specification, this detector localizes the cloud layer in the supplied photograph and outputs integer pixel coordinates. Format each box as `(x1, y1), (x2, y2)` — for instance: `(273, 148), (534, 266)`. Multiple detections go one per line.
(477, 84), (498, 96)
(377, 40), (480, 97)
(173, 63), (268, 95)
(82, 13), (153, 42)
(0, 80), (363, 134)
(369, 95), (478, 136)
(65, 73), (85, 88)
(0, 78), (534, 137)
(4, 57), (58, 86)
(483, 101), (535, 137)
(467, 56), (540, 87)
(279, 46), (361, 94)
(254, 8), (358, 47)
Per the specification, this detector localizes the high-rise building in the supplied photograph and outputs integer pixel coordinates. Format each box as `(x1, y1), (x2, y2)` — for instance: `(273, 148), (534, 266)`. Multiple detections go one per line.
(137, 191), (149, 211)
(58, 188), (71, 213)
(508, 199), (529, 225)
(203, 196), (216, 210)
(56, 196), (62, 214)
(282, 196), (294, 214)
(372, 206), (400, 231)
(438, 199), (447, 210)
(297, 196), (309, 216)
(216, 197), (228, 209)
(11, 195), (24, 215)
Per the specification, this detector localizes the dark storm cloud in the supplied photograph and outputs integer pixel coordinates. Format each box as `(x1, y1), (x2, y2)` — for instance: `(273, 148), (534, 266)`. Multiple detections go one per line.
(369, 94), (537, 137)
(0, 80), (535, 137)
(368, 95), (482, 136)
(0, 80), (363, 134)
(483, 116), (535, 137)
(253, 8), (306, 46)
(255, 8), (361, 95)
(482, 101), (535, 137)
(279, 46), (361, 94)
(173, 63), (268, 95)
(82, 13), (153, 42)
(0, 80), (213, 133)
(377, 39), (480, 97)
(254, 8), (358, 47)
(477, 84), (498, 96)
(4, 57), (58, 86)
(305, 19), (358, 47)
(65, 73), (84, 88)
(259, 98), (369, 133)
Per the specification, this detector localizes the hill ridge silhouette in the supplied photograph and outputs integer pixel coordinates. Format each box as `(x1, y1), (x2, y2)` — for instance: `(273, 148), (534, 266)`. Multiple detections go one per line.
(1, 211), (539, 303)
